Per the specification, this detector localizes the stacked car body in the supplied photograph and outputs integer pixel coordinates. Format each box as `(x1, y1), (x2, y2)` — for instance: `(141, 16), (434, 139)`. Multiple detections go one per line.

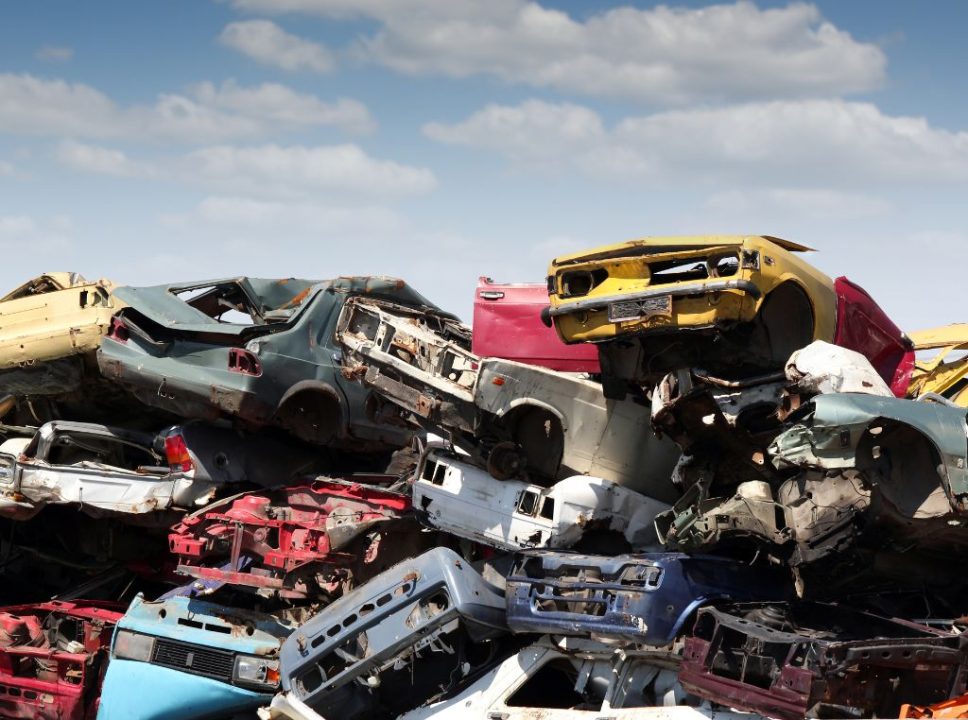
(0, 240), (960, 720)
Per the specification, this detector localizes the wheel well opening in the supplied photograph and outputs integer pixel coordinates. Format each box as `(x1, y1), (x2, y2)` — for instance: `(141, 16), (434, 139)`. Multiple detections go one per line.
(273, 389), (341, 445)
(856, 419), (948, 518)
(503, 406), (564, 481)
(754, 282), (815, 367)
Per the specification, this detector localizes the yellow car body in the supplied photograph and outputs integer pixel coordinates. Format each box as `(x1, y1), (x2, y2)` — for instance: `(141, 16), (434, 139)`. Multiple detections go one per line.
(907, 324), (968, 406)
(546, 235), (837, 384)
(0, 272), (122, 394)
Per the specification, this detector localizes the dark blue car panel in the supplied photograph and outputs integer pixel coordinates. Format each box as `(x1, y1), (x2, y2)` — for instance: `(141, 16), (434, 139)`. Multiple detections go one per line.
(505, 551), (789, 645)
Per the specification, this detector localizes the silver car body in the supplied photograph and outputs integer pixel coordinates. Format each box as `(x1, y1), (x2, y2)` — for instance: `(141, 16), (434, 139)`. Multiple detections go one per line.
(0, 422), (216, 520)
(270, 546), (507, 720)
(0, 420), (314, 521)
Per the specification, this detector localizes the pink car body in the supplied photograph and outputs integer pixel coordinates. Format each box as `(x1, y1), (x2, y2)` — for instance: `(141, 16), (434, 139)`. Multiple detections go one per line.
(473, 277), (600, 373)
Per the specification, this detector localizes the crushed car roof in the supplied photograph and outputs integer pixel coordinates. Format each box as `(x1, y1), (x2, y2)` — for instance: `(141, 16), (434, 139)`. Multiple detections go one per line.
(113, 275), (448, 335)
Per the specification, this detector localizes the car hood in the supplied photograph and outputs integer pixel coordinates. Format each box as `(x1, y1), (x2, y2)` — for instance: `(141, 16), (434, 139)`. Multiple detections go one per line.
(550, 234), (814, 268)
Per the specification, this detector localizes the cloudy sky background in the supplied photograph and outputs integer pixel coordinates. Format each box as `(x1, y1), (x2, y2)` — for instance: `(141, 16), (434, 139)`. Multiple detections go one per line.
(0, 1), (965, 327)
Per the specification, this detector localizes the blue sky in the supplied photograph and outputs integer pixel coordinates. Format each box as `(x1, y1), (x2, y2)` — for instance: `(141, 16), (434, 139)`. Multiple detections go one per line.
(0, 1), (965, 327)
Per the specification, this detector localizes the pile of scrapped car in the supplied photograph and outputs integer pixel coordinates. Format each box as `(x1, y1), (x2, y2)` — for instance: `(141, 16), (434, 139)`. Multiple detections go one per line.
(2, 236), (968, 719)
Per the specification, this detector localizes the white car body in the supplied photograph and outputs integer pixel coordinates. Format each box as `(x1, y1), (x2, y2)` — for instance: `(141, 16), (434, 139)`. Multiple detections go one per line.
(413, 448), (670, 551)
(0, 423), (218, 521)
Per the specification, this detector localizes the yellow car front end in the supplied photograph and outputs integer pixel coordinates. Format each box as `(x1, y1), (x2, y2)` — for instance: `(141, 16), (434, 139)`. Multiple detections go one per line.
(545, 236), (837, 386)
(547, 235), (835, 344)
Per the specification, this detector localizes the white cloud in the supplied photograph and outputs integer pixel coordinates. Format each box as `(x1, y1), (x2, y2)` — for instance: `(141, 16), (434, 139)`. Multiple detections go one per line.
(228, 0), (885, 103)
(425, 100), (604, 165)
(425, 99), (968, 187)
(181, 144), (437, 198)
(161, 196), (405, 240)
(219, 19), (335, 73)
(49, 139), (434, 199)
(35, 45), (73, 62)
(0, 161), (13, 176)
(55, 140), (150, 177)
(190, 80), (373, 133)
(0, 74), (373, 143)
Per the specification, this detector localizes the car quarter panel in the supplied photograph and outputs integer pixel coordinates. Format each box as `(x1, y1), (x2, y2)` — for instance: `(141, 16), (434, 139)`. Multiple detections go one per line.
(0, 275), (119, 371)
(475, 359), (680, 498)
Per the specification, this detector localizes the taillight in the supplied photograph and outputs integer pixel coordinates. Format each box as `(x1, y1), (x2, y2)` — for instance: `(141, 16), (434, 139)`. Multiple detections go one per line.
(228, 348), (262, 376)
(165, 433), (194, 473)
(107, 317), (129, 343)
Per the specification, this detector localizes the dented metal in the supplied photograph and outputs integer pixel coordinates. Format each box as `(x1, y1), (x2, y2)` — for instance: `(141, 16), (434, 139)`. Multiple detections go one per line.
(0, 599), (122, 720)
(98, 276), (445, 450)
(546, 236), (838, 386)
(0, 250), (955, 720)
(908, 323), (968, 407)
(0, 420), (315, 521)
(656, 384), (968, 599)
(97, 593), (293, 719)
(679, 601), (968, 720)
(274, 547), (507, 720)
(0, 273), (121, 398)
(338, 298), (680, 493)
(169, 478), (419, 599)
(505, 551), (788, 645)
(473, 277), (600, 373)
(397, 636), (768, 720)
(413, 447), (670, 552)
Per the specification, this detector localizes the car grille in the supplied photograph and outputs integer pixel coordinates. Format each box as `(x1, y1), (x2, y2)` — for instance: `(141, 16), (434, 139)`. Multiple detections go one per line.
(151, 638), (235, 683)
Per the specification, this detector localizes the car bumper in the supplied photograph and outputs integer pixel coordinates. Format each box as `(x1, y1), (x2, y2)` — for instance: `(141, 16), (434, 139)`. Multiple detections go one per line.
(549, 279), (761, 343)
(97, 658), (272, 720)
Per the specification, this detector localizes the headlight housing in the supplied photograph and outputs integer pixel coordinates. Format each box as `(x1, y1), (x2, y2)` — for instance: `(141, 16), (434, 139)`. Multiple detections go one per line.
(234, 655), (281, 690)
(113, 630), (156, 662)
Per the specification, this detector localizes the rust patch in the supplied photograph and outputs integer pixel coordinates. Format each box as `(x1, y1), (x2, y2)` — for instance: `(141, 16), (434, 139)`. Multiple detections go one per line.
(280, 286), (313, 309)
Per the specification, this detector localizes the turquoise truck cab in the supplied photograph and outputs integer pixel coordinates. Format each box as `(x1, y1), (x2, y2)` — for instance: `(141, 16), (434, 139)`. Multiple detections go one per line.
(97, 594), (293, 719)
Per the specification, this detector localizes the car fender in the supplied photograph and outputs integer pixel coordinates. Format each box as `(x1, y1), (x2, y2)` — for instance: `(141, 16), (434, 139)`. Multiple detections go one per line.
(494, 398), (569, 434)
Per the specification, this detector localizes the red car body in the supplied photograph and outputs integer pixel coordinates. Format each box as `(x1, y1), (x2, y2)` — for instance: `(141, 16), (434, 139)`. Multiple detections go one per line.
(833, 276), (914, 397)
(473, 277), (600, 373)
(169, 478), (417, 599)
(0, 600), (123, 720)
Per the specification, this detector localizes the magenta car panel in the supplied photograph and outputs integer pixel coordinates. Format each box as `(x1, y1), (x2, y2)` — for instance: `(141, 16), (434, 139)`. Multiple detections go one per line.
(473, 277), (599, 373)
